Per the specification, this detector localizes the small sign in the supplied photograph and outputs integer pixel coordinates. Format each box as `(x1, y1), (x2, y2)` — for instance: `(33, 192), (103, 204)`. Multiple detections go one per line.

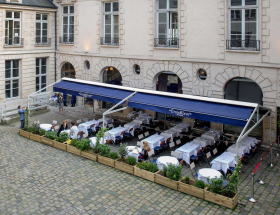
(144, 131), (149, 137)
(190, 162), (195, 170)
(137, 141), (143, 146)
(138, 134), (144, 139)
(206, 152), (211, 158)
(169, 142), (175, 148)
(176, 139), (181, 145)
(171, 151), (180, 158)
(213, 148), (218, 155)
(148, 151), (153, 157)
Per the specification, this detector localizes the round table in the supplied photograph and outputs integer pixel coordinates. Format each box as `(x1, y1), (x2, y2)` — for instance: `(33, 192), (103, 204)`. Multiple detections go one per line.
(198, 168), (222, 184)
(126, 146), (141, 161)
(156, 156), (179, 170)
(40, 124), (52, 131)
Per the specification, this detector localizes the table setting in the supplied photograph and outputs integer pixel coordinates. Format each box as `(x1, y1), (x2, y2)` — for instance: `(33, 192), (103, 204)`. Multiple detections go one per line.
(108, 127), (129, 142)
(175, 142), (202, 164)
(197, 168), (222, 184)
(141, 134), (166, 154)
(211, 151), (237, 173)
(156, 156), (179, 170)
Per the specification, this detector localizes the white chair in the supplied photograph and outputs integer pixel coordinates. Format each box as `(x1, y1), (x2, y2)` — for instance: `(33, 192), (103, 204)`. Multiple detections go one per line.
(213, 148), (218, 156)
(138, 134), (144, 139)
(54, 125), (59, 130)
(171, 151), (180, 158)
(52, 120), (57, 125)
(108, 124), (113, 128)
(169, 142), (175, 148)
(83, 133), (88, 138)
(144, 131), (149, 137)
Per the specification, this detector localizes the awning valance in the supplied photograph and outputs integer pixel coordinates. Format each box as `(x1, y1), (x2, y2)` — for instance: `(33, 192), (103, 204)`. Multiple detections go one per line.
(53, 79), (257, 127)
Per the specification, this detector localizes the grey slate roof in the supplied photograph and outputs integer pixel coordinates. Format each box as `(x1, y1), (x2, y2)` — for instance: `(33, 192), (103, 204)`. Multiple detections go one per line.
(0, 0), (57, 9)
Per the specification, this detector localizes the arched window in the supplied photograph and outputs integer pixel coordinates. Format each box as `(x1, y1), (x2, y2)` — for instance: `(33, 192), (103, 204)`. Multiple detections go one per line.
(61, 62), (75, 78)
(103, 67), (122, 86)
(224, 77), (263, 137)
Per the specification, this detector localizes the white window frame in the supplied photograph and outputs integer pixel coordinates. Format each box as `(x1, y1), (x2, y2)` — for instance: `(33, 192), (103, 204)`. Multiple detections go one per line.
(156, 0), (178, 47)
(36, 13), (49, 44)
(5, 60), (20, 99)
(228, 0), (258, 50)
(5, 11), (22, 45)
(103, 2), (119, 45)
(36, 58), (47, 92)
(62, 5), (74, 43)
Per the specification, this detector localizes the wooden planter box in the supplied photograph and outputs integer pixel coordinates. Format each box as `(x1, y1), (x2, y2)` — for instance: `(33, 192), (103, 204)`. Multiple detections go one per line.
(67, 145), (81, 156)
(41, 136), (54, 147)
(115, 159), (135, 175)
(155, 170), (178, 190)
(204, 187), (238, 209)
(19, 129), (30, 139)
(134, 166), (156, 182)
(54, 141), (67, 151)
(98, 155), (115, 168)
(80, 150), (98, 161)
(178, 179), (204, 199)
(29, 133), (41, 143)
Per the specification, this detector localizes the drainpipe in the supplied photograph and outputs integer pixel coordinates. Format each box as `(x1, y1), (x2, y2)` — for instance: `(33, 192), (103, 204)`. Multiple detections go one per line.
(54, 11), (57, 82)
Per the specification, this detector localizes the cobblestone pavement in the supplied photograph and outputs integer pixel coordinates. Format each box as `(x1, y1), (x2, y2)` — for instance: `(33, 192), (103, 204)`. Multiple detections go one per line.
(0, 107), (279, 215)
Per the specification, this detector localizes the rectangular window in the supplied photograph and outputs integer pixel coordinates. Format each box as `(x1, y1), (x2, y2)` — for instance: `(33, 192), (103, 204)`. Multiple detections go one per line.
(5, 60), (20, 98)
(102, 2), (119, 46)
(156, 0), (178, 48)
(61, 5), (74, 43)
(228, 0), (259, 50)
(5, 11), (22, 46)
(36, 58), (47, 92)
(36, 14), (49, 45)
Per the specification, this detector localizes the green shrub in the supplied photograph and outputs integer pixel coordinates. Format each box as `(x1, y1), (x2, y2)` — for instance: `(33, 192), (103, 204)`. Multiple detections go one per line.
(162, 165), (168, 177)
(137, 162), (148, 170)
(92, 128), (109, 153)
(27, 127), (33, 132)
(56, 132), (69, 143)
(207, 176), (224, 195)
(126, 156), (137, 166)
(184, 176), (190, 184)
(32, 121), (40, 134)
(39, 129), (46, 136)
(147, 163), (158, 173)
(164, 164), (182, 181)
(77, 139), (90, 151)
(45, 131), (57, 140)
(119, 143), (127, 161)
(100, 145), (111, 157)
(71, 139), (78, 147)
(194, 180), (205, 189)
(109, 152), (119, 160)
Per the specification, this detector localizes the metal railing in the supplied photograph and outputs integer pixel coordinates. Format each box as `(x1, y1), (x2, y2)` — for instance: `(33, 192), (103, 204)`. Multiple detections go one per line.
(154, 38), (179, 48)
(59, 36), (74, 44)
(4, 38), (24, 46)
(226, 40), (260, 51)
(100, 37), (119, 46)
(35, 37), (51, 45)
(0, 91), (54, 121)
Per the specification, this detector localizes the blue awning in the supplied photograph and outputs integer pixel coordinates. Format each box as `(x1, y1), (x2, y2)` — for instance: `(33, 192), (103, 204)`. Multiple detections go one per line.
(53, 80), (254, 127)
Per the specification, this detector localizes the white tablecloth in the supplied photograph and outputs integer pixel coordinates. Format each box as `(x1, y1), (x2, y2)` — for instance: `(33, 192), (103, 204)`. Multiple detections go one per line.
(175, 142), (202, 164)
(201, 131), (219, 143)
(127, 111), (138, 119)
(211, 152), (237, 173)
(209, 129), (223, 135)
(198, 168), (222, 184)
(89, 137), (108, 147)
(227, 144), (250, 158)
(161, 129), (178, 142)
(193, 137), (212, 147)
(40, 124), (52, 131)
(171, 123), (192, 132)
(135, 116), (153, 124)
(78, 120), (101, 136)
(141, 134), (166, 154)
(108, 127), (128, 142)
(126, 146), (141, 161)
(124, 122), (139, 136)
(156, 156), (179, 170)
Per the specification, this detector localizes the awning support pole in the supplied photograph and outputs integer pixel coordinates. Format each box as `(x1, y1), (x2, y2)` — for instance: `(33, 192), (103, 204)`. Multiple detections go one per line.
(102, 91), (137, 144)
(269, 113), (273, 167)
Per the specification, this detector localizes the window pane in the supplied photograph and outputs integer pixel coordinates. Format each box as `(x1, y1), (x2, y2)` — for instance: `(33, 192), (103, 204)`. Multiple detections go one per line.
(69, 25), (74, 34)
(36, 77), (39, 85)
(70, 6), (74, 13)
(105, 3), (111, 12)
(13, 88), (18, 97)
(171, 12), (178, 23)
(245, 0), (257, 5)
(113, 15), (119, 24)
(41, 76), (46, 84)
(41, 66), (46, 74)
(6, 11), (12, 18)
(13, 69), (19, 78)
(36, 23), (41, 30)
(41, 58), (46, 66)
(105, 15), (111, 24)
(159, 24), (167, 34)
(13, 80), (18, 88)
(5, 90), (11, 99)
(36, 85), (40, 91)
(105, 25), (111, 34)
(113, 2), (119, 12)
(159, 13), (167, 23)
(231, 22), (242, 34)
(245, 22), (256, 34)
(13, 60), (19, 69)
(245, 9), (256, 21)
(14, 21), (20, 29)
(36, 66), (40, 75)
(63, 6), (68, 14)
(169, 0), (178, 9)
(63, 17), (68, 24)
(14, 12), (20, 18)
(231, 10), (241, 21)
(114, 24), (119, 34)
(42, 14), (48, 20)
(158, 0), (167, 9)
(231, 0), (242, 6)
(5, 60), (11, 69)
(5, 69), (11, 79)
(69, 16), (74, 25)
(43, 23), (48, 29)
(36, 14), (41, 20)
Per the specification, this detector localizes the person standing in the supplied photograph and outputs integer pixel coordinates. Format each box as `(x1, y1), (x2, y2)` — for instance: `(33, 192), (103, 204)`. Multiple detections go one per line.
(18, 105), (27, 129)
(63, 92), (67, 106)
(57, 93), (64, 114)
(71, 95), (76, 107)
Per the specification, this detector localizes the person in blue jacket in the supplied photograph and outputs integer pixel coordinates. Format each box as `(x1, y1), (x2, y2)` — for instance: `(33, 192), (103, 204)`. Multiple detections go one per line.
(71, 95), (76, 107)
(63, 93), (67, 106)
(18, 105), (27, 129)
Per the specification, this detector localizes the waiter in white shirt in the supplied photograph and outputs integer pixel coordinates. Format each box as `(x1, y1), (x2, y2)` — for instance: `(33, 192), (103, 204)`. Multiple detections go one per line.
(70, 122), (79, 139)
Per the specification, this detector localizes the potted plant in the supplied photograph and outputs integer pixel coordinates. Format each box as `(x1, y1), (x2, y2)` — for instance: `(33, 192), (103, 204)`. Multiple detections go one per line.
(134, 162), (158, 182)
(115, 143), (136, 174)
(98, 145), (116, 167)
(204, 162), (241, 209)
(79, 139), (98, 161)
(29, 121), (41, 142)
(155, 163), (182, 190)
(178, 176), (205, 199)
(19, 108), (31, 138)
(54, 132), (68, 151)
(67, 139), (81, 156)
(41, 131), (57, 147)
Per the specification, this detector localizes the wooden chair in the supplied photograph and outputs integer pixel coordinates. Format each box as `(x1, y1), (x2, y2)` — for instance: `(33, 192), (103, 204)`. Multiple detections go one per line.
(105, 139), (112, 145)
(166, 137), (171, 143)
(77, 131), (84, 141)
